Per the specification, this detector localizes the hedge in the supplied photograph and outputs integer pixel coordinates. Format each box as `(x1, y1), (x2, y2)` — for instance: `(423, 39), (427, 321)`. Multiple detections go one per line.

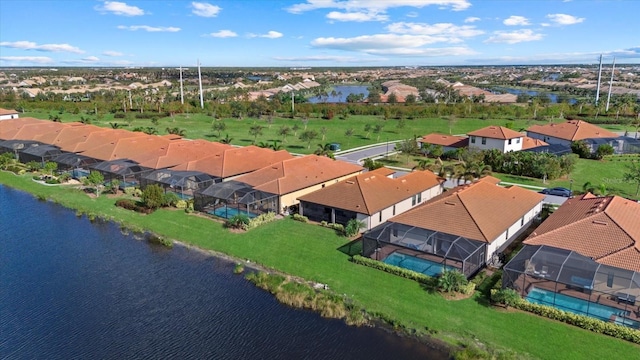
(351, 255), (433, 284)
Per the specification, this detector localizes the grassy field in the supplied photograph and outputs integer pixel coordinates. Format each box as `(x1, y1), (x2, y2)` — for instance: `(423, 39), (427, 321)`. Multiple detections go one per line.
(22, 110), (548, 154)
(1, 171), (638, 360)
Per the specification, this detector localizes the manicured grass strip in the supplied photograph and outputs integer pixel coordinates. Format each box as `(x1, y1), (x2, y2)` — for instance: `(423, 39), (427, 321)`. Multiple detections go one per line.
(1, 172), (638, 360)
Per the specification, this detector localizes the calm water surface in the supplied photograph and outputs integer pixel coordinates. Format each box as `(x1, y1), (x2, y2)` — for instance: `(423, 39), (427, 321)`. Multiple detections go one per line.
(0, 185), (446, 360)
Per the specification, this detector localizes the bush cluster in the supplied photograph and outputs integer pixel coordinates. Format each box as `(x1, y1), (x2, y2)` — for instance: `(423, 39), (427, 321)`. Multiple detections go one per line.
(114, 199), (153, 214)
(291, 213), (308, 223)
(319, 221), (345, 234)
(246, 212), (277, 230)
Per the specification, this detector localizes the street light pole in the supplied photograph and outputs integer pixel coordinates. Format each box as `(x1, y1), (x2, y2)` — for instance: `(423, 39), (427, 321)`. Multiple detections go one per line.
(386, 138), (389, 157)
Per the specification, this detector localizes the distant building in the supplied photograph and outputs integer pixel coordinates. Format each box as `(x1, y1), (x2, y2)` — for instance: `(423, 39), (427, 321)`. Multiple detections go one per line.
(526, 120), (623, 153)
(468, 126), (524, 153)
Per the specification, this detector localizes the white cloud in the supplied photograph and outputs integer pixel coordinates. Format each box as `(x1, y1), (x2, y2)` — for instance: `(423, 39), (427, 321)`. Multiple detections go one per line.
(326, 11), (388, 22)
(503, 16), (530, 26)
(63, 56), (101, 64)
(191, 2), (221, 17)
(247, 31), (283, 39)
(386, 22), (484, 39)
(0, 56), (54, 64)
(0, 41), (84, 53)
(272, 55), (362, 62)
(117, 25), (181, 32)
(95, 1), (144, 16)
(205, 30), (238, 38)
(310, 33), (477, 57)
(102, 50), (123, 57)
(406, 11), (419, 18)
(287, 0), (472, 13)
(464, 17), (480, 23)
(546, 13), (585, 25)
(484, 29), (544, 44)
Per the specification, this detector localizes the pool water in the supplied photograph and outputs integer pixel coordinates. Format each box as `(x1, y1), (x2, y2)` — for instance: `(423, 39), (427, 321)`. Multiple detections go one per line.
(526, 287), (630, 323)
(208, 207), (258, 219)
(383, 253), (454, 277)
(614, 316), (640, 329)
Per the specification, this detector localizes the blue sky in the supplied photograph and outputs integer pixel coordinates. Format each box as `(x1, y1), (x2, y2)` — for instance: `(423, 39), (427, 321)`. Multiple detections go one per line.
(1, 0), (638, 67)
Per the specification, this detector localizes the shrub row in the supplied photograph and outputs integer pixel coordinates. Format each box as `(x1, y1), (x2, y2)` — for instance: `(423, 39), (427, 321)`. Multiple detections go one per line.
(114, 199), (153, 214)
(351, 255), (433, 284)
(319, 221), (345, 234)
(246, 212), (277, 230)
(491, 289), (640, 344)
(291, 213), (308, 223)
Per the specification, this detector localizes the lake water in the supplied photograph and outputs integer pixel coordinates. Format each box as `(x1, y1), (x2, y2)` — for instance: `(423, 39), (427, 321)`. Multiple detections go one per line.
(308, 85), (369, 104)
(0, 185), (446, 360)
(490, 87), (577, 104)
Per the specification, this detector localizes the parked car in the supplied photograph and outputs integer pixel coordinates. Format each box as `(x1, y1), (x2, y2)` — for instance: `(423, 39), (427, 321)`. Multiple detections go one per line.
(540, 187), (572, 197)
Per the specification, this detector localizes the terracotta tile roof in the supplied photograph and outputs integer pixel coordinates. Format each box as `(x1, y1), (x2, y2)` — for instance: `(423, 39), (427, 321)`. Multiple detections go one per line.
(0, 108), (19, 116)
(173, 146), (294, 178)
(236, 155), (364, 195)
(7, 121), (79, 141)
(419, 133), (469, 148)
(467, 126), (523, 140)
(140, 139), (232, 169)
(0, 118), (48, 140)
(477, 175), (502, 185)
(526, 120), (618, 141)
(50, 125), (109, 151)
(298, 169), (445, 215)
(524, 194), (640, 272)
(520, 136), (549, 150)
(80, 134), (181, 162)
(389, 180), (545, 243)
(71, 129), (146, 154)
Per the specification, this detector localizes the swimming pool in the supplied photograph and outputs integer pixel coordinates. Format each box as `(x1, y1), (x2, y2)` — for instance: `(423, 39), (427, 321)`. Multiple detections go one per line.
(208, 207), (258, 219)
(526, 287), (629, 322)
(614, 316), (640, 329)
(383, 253), (454, 277)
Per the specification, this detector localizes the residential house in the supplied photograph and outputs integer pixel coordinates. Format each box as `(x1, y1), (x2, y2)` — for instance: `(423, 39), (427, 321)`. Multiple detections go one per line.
(503, 194), (640, 328)
(298, 168), (445, 231)
(526, 120), (622, 153)
(363, 178), (545, 278)
(0, 108), (19, 121)
(467, 126), (524, 153)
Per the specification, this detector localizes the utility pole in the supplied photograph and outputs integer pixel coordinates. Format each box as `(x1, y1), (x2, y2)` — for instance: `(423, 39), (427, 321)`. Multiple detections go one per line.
(179, 66), (184, 105)
(197, 60), (204, 109)
(291, 91), (295, 113)
(605, 57), (616, 112)
(595, 54), (603, 105)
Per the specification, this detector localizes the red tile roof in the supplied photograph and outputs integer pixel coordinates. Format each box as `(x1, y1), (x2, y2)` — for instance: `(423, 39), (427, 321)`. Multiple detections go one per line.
(526, 120), (618, 141)
(0, 118), (49, 140)
(172, 146), (294, 178)
(4, 120), (76, 141)
(71, 129), (146, 154)
(139, 139), (232, 169)
(0, 108), (19, 116)
(389, 180), (544, 243)
(235, 155), (364, 195)
(419, 133), (469, 148)
(524, 194), (640, 272)
(520, 136), (549, 150)
(468, 126), (523, 140)
(298, 169), (444, 215)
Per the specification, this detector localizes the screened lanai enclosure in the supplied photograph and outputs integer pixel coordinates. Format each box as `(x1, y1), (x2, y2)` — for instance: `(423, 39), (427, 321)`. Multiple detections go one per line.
(0, 140), (42, 157)
(503, 245), (640, 329)
(362, 222), (486, 279)
(141, 170), (216, 199)
(89, 159), (152, 188)
(18, 144), (63, 166)
(194, 180), (278, 219)
(52, 153), (101, 178)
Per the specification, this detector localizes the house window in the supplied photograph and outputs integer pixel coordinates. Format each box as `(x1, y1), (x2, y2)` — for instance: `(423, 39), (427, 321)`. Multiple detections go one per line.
(411, 193), (422, 206)
(516, 138), (521, 144)
(481, 137), (486, 145)
(508, 139), (512, 145)
(379, 212), (382, 222)
(417, 193), (422, 204)
(521, 217), (524, 226)
(393, 205), (396, 216)
(470, 136), (476, 144)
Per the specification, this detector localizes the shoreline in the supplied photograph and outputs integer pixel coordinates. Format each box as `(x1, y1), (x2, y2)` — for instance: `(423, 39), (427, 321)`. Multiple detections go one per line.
(2, 171), (639, 359)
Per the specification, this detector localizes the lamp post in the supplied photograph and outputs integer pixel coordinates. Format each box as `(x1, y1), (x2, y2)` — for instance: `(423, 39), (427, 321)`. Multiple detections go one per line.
(386, 138), (389, 157)
(569, 179), (574, 194)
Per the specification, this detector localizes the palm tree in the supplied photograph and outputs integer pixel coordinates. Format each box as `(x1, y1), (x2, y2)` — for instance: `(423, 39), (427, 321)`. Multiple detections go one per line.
(300, 130), (319, 149)
(278, 125), (291, 143)
(270, 140), (284, 151)
(344, 128), (354, 146)
(212, 120), (227, 138)
(412, 159), (433, 172)
(220, 134), (233, 145)
(314, 143), (334, 158)
(166, 127), (186, 136)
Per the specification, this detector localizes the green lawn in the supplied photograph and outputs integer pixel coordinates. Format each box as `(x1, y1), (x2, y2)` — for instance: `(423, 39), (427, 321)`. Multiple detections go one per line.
(1, 171), (638, 360)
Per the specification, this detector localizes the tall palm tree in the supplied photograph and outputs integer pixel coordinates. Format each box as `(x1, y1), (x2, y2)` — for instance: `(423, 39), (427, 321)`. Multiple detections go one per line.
(220, 134), (233, 145)
(314, 143), (334, 158)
